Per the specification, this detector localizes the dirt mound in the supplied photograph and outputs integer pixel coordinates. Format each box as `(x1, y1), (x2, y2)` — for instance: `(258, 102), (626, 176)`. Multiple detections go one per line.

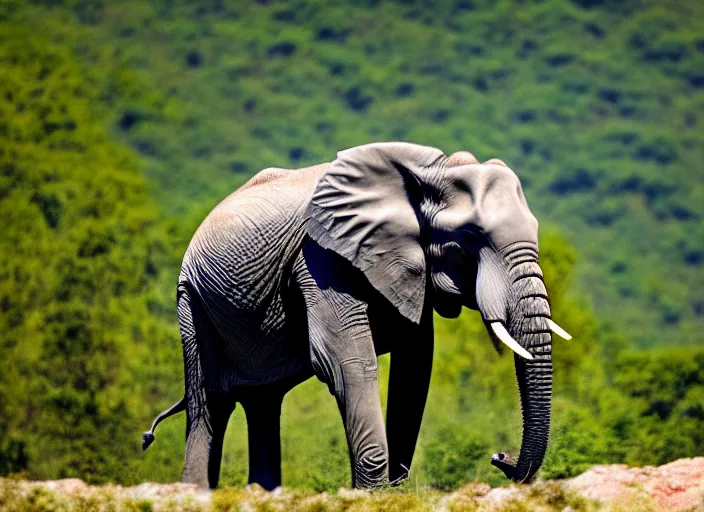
(566, 457), (704, 512)
(1, 458), (702, 511)
(444, 457), (704, 511)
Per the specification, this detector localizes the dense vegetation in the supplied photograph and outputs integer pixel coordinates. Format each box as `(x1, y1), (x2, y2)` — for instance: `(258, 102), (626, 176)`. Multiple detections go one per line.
(11, 0), (699, 349)
(0, 22), (183, 481)
(0, 0), (702, 493)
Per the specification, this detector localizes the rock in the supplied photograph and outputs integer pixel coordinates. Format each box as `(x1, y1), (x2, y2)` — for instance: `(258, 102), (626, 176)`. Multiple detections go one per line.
(482, 485), (523, 508)
(42, 478), (88, 496)
(567, 457), (704, 511)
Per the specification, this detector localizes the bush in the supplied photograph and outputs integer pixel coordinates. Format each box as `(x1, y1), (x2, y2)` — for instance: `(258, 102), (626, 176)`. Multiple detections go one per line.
(424, 426), (490, 490)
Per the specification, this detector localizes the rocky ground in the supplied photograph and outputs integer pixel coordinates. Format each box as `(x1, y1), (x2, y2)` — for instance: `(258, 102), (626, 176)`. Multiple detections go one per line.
(1, 458), (702, 511)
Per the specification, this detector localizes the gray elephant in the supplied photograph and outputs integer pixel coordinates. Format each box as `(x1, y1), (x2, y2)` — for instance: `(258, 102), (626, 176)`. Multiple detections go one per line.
(142, 142), (570, 490)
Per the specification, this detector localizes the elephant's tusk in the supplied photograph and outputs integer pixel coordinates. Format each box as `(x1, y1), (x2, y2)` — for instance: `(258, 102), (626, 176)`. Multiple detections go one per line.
(547, 319), (572, 340)
(490, 322), (534, 360)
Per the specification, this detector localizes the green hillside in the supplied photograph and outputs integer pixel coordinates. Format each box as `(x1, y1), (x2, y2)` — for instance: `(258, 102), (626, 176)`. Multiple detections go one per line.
(9, 0), (701, 348)
(0, 0), (702, 492)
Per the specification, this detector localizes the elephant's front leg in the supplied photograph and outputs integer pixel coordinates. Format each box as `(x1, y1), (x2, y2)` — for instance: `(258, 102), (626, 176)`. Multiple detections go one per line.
(308, 301), (389, 489)
(298, 250), (389, 489)
(336, 355), (388, 488)
(385, 304), (434, 484)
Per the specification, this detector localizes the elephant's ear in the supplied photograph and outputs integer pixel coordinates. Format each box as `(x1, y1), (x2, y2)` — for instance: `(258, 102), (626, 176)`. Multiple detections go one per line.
(307, 142), (445, 324)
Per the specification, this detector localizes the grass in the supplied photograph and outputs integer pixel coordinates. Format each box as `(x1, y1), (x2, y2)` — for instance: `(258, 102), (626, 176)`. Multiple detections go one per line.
(0, 478), (609, 512)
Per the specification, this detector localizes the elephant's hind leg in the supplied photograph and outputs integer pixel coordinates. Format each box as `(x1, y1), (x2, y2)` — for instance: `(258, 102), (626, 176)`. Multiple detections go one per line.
(241, 389), (284, 491)
(178, 284), (235, 489)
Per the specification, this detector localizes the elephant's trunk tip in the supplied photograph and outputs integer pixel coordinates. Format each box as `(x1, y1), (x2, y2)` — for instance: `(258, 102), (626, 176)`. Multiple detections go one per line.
(491, 452), (538, 484)
(142, 431), (155, 451)
(491, 452), (516, 480)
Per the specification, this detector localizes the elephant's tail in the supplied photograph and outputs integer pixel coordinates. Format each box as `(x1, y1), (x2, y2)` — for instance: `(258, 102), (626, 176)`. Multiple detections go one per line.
(142, 397), (186, 451)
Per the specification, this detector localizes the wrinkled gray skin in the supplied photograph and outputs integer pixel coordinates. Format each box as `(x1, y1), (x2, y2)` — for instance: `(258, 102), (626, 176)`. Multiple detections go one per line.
(142, 142), (553, 490)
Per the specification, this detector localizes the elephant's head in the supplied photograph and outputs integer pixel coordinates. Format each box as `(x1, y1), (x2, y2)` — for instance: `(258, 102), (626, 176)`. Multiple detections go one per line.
(307, 142), (570, 484)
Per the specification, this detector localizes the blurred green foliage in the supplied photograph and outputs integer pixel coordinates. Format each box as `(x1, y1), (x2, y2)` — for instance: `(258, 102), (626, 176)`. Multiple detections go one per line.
(0, 0), (702, 492)
(21, 0), (697, 349)
(0, 22), (184, 482)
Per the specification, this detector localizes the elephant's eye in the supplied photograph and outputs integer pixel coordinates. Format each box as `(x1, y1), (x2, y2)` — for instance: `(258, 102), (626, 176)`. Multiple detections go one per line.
(457, 227), (487, 250)
(443, 241), (465, 265)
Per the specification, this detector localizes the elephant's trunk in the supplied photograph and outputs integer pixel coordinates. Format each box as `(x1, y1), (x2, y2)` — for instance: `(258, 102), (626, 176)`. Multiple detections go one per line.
(512, 342), (552, 482)
(491, 242), (553, 483)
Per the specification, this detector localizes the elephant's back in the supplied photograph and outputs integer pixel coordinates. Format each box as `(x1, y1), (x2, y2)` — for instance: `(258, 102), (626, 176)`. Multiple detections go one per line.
(178, 163), (328, 384)
(235, 162), (328, 193)
(183, 162), (329, 284)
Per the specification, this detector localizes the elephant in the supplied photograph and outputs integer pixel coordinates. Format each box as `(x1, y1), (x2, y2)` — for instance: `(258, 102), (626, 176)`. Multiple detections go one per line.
(141, 142), (571, 490)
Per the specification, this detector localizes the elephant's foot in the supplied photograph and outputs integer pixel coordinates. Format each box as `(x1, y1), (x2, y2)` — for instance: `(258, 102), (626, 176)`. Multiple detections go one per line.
(353, 445), (389, 490)
(389, 463), (410, 486)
